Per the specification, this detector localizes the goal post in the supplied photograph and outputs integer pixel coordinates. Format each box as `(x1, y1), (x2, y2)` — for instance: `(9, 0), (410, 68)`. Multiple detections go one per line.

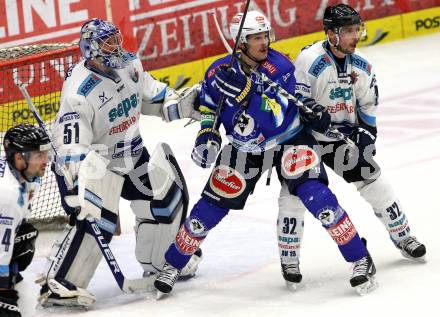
(0, 43), (82, 229)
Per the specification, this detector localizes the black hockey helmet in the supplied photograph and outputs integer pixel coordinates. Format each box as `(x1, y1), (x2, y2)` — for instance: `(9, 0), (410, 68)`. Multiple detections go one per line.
(323, 4), (362, 31)
(3, 123), (51, 165)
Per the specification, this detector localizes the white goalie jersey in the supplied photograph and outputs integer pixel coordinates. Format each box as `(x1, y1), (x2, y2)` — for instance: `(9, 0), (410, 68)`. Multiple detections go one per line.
(294, 40), (379, 142)
(52, 54), (169, 176)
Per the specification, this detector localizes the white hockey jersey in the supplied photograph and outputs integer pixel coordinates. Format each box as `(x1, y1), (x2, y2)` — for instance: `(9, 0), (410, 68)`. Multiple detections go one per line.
(0, 157), (40, 285)
(52, 54), (169, 176)
(294, 40), (378, 142)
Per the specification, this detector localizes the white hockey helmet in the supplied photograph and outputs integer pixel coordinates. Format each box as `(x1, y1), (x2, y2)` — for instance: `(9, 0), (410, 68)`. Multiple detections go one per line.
(229, 10), (275, 44)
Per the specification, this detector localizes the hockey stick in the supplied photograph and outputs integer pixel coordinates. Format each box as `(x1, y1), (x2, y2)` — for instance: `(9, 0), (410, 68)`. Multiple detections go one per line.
(87, 218), (155, 293)
(210, 13), (355, 148)
(209, 0), (252, 139)
(18, 83), (155, 294)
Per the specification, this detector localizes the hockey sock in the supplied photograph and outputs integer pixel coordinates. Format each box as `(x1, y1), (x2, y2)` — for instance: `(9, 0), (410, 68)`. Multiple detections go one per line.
(356, 175), (411, 245)
(165, 198), (229, 269)
(296, 180), (367, 262)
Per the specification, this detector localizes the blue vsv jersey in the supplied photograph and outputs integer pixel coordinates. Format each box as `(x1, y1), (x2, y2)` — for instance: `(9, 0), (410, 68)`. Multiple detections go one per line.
(199, 48), (303, 152)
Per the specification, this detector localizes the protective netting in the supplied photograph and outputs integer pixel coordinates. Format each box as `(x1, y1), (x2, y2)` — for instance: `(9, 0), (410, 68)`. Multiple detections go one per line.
(0, 43), (81, 226)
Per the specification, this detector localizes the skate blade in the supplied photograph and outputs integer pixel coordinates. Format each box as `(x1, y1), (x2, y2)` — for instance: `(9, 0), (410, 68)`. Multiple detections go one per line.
(401, 251), (427, 263)
(285, 281), (300, 291)
(156, 290), (168, 300)
(354, 277), (379, 295)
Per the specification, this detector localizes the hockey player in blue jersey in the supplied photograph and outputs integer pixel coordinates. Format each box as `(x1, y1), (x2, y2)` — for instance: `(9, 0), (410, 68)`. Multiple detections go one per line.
(276, 3), (426, 291)
(0, 124), (51, 316)
(154, 10), (377, 296)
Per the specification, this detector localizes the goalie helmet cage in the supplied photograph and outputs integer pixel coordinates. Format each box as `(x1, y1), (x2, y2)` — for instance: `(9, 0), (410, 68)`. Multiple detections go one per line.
(0, 43), (81, 230)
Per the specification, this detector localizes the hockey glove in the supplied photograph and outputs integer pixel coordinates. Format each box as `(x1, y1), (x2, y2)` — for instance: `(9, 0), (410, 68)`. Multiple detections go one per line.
(0, 289), (21, 317)
(215, 66), (256, 105)
(163, 84), (201, 122)
(12, 222), (38, 272)
(349, 126), (377, 158)
(296, 94), (331, 133)
(191, 128), (222, 169)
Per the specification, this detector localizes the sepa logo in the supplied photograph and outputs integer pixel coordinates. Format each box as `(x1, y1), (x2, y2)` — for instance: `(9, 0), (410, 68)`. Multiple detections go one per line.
(415, 16), (440, 31)
(329, 87), (352, 101)
(108, 93), (139, 122)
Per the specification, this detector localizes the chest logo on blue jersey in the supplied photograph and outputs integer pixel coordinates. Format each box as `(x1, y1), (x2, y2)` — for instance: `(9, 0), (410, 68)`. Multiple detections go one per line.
(78, 74), (102, 97)
(232, 110), (258, 142)
(108, 93), (139, 122)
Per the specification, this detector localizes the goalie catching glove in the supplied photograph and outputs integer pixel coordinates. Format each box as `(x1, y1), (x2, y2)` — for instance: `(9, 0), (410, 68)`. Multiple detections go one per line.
(163, 84), (201, 122)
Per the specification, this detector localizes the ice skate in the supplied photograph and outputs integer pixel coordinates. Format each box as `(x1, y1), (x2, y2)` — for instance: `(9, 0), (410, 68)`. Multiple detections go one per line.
(154, 262), (181, 299)
(281, 262), (302, 290)
(397, 236), (426, 262)
(350, 254), (378, 295)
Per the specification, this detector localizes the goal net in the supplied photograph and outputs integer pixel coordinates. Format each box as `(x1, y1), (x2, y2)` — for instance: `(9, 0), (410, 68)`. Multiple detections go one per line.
(0, 43), (81, 229)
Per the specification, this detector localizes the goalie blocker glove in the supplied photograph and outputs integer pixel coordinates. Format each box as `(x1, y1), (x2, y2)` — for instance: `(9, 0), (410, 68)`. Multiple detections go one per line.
(0, 289), (21, 317)
(214, 66), (256, 105)
(191, 128), (222, 168)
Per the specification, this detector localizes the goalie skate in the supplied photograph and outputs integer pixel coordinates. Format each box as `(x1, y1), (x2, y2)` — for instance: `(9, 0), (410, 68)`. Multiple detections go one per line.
(37, 278), (96, 308)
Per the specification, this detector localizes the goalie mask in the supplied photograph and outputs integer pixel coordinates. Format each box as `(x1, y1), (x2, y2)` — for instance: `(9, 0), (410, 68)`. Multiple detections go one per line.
(79, 18), (129, 69)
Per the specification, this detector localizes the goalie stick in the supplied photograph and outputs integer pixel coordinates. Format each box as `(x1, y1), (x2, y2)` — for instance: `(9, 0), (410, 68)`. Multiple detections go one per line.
(18, 83), (155, 294)
(209, 12), (355, 148)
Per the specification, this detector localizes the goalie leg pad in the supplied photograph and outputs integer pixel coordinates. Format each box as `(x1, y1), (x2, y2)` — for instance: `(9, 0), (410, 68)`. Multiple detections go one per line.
(133, 200), (185, 274)
(132, 142), (194, 274)
(43, 208), (118, 291)
(355, 174), (411, 244)
(277, 184), (305, 264)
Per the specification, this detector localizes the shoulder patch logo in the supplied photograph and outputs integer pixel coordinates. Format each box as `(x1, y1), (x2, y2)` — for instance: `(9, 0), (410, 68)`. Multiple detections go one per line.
(309, 55), (332, 78)
(261, 60), (277, 74)
(351, 54), (371, 75)
(78, 74), (102, 97)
